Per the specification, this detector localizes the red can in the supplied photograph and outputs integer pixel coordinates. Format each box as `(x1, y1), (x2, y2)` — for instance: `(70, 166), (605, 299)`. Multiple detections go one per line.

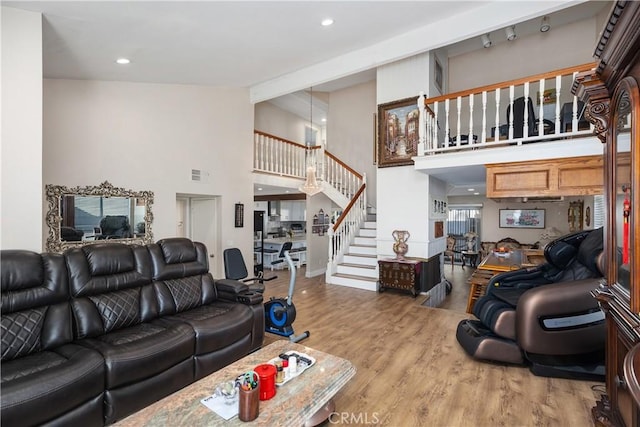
(254, 364), (277, 400)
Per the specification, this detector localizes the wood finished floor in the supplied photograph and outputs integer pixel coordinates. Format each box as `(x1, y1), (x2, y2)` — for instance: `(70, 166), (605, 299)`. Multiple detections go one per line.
(261, 264), (603, 427)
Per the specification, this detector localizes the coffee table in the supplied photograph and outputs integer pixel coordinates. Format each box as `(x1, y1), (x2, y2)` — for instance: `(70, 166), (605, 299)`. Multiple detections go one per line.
(114, 340), (356, 426)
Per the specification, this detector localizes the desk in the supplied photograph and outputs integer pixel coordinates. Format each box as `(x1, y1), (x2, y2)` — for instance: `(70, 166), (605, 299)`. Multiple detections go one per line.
(465, 249), (545, 313)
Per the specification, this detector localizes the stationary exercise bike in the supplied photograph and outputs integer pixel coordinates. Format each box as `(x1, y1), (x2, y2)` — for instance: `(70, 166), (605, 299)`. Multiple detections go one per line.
(264, 248), (309, 343)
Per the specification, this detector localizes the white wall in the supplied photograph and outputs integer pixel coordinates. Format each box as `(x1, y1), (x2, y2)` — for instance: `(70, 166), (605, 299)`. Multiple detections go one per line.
(43, 79), (255, 273)
(448, 194), (595, 245)
(255, 101), (308, 144)
(376, 52), (432, 259)
(1, 7), (43, 251)
(448, 17), (598, 92)
(305, 193), (333, 277)
(326, 81), (377, 207)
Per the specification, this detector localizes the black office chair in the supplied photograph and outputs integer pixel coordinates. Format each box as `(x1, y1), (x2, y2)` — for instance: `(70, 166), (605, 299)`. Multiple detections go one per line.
(507, 96), (555, 139)
(96, 215), (133, 239)
(222, 248), (275, 293)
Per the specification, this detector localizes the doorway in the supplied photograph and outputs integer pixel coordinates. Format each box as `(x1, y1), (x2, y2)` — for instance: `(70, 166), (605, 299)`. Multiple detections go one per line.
(175, 195), (221, 278)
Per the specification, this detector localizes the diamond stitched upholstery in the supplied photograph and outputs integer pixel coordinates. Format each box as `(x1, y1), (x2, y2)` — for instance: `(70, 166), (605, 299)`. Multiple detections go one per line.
(1, 308), (45, 361)
(1, 250), (105, 426)
(89, 288), (140, 333)
(165, 277), (202, 312)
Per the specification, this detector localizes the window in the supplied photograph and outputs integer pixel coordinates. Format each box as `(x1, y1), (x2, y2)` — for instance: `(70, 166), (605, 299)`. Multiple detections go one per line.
(447, 206), (482, 257)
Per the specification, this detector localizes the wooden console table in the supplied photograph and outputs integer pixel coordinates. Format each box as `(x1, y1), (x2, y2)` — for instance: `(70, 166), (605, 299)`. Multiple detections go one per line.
(378, 258), (421, 297)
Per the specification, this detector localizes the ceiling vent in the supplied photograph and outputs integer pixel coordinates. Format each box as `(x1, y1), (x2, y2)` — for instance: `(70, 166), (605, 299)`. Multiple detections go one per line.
(521, 196), (565, 203)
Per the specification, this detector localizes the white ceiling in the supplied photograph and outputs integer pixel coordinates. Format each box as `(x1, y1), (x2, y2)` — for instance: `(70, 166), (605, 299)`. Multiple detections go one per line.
(4, 0), (606, 197)
(5, 1), (486, 88)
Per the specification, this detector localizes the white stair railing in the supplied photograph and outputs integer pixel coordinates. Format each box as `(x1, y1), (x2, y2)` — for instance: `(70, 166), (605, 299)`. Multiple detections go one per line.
(253, 130), (369, 279)
(326, 181), (367, 279)
(254, 131), (364, 202)
(254, 131), (308, 178)
(417, 62), (596, 155)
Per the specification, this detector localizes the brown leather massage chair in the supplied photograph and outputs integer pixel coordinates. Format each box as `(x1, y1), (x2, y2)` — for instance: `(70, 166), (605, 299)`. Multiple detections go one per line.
(456, 228), (605, 380)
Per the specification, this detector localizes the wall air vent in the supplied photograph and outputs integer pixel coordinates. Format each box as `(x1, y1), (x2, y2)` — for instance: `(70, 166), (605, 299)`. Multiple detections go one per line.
(521, 196), (565, 203)
(190, 169), (210, 183)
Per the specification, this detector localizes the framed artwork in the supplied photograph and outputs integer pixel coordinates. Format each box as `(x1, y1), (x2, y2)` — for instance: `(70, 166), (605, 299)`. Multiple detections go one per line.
(430, 196), (447, 219)
(373, 112), (378, 165)
(499, 209), (545, 229)
(434, 221), (444, 238)
(536, 88), (557, 105)
(377, 96), (420, 168)
(234, 203), (244, 228)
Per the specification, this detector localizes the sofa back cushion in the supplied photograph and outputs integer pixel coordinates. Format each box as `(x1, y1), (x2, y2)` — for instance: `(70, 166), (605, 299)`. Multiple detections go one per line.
(148, 238), (217, 316)
(65, 243), (156, 339)
(1, 250), (72, 361)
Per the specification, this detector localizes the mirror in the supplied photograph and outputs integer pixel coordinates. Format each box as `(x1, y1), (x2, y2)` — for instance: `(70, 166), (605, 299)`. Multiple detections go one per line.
(46, 181), (154, 253)
(612, 81), (633, 293)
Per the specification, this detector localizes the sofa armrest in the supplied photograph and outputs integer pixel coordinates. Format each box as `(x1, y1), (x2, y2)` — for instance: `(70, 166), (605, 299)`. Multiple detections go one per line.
(215, 279), (263, 305)
(516, 277), (605, 355)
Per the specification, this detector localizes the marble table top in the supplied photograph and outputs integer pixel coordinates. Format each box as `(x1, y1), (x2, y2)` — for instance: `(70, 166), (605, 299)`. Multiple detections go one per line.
(115, 340), (356, 426)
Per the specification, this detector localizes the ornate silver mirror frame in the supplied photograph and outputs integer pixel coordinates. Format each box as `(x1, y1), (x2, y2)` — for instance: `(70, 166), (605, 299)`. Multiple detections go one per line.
(45, 181), (154, 253)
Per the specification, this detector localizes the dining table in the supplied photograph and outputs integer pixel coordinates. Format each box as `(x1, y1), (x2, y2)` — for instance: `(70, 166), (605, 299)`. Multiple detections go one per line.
(466, 249), (545, 313)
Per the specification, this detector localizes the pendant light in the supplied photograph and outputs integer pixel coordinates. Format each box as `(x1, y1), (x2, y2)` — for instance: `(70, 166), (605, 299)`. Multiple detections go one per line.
(299, 87), (323, 196)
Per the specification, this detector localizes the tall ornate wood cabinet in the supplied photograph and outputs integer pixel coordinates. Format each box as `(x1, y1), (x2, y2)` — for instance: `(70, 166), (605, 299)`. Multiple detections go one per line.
(574, 2), (640, 425)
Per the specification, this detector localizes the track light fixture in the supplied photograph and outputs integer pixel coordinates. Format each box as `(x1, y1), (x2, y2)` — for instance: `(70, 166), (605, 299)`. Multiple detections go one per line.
(481, 34), (492, 48)
(540, 16), (551, 33)
(505, 26), (516, 41)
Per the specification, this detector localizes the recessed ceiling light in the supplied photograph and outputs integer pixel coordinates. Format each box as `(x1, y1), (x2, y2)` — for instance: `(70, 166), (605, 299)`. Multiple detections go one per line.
(321, 18), (334, 27)
(468, 188), (475, 192)
(285, 190), (290, 193)
(474, 192), (480, 195)
(116, 58), (130, 65)
(257, 187), (263, 191)
(321, 118), (327, 122)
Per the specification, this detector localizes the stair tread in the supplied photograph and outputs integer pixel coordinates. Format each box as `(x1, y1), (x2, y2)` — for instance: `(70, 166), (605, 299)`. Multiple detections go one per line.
(333, 273), (378, 282)
(339, 263), (376, 269)
(345, 253), (377, 258)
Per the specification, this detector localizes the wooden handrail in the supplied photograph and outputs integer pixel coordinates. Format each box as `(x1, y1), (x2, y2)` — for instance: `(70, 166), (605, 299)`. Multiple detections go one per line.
(332, 184), (366, 231)
(254, 130), (306, 148)
(325, 151), (363, 180)
(424, 62), (596, 105)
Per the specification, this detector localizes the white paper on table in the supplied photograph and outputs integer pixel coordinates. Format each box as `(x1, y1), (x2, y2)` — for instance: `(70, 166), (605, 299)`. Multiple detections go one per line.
(200, 394), (239, 420)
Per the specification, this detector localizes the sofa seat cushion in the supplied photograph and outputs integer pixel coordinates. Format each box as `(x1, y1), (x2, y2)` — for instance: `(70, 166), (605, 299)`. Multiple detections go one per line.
(79, 321), (195, 389)
(0, 344), (104, 427)
(164, 302), (254, 355)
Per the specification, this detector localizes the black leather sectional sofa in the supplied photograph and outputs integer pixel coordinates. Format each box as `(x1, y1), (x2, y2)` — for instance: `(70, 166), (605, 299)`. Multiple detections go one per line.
(1, 238), (264, 426)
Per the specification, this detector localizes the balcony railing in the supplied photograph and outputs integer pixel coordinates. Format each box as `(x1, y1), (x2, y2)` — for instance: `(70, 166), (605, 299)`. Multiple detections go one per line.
(254, 131), (364, 203)
(416, 63), (597, 156)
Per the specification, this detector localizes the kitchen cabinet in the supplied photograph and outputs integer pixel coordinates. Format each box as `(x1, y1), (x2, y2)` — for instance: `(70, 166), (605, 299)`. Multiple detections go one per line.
(280, 201), (305, 221)
(486, 155), (604, 198)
